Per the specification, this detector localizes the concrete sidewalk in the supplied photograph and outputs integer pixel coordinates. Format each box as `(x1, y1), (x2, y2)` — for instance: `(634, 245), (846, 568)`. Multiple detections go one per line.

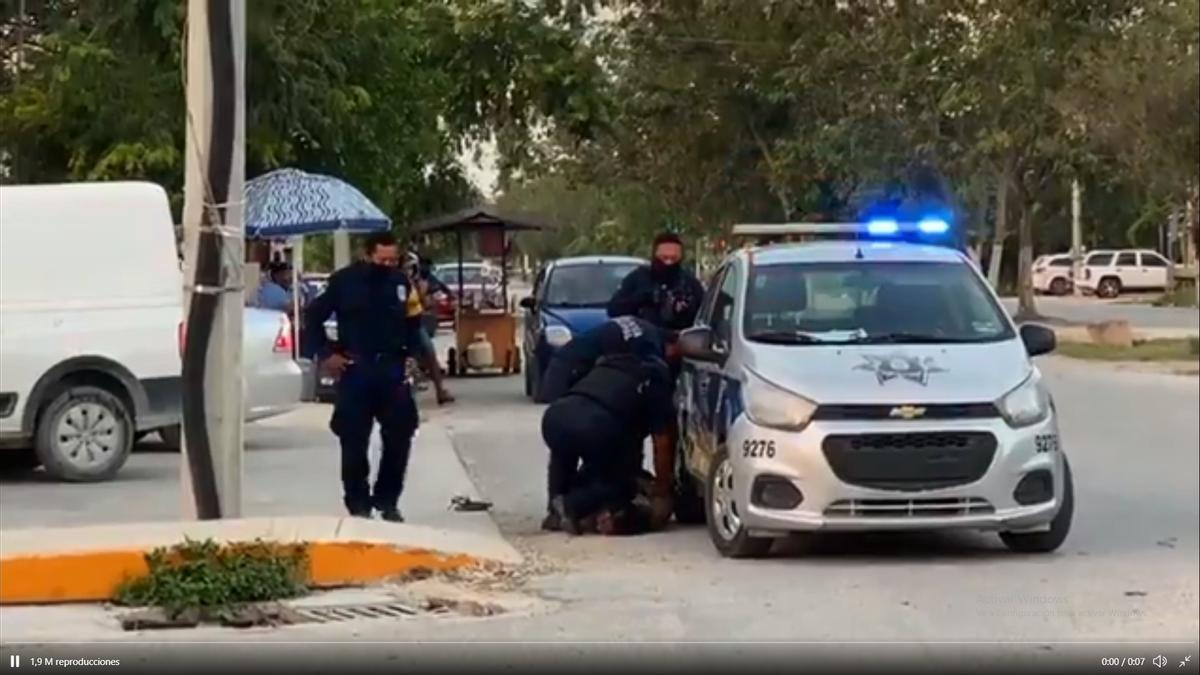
(0, 405), (521, 604)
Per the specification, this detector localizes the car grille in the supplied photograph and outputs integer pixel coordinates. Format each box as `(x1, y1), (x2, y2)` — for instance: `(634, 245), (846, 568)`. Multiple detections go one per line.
(812, 403), (999, 422)
(824, 497), (995, 518)
(822, 432), (997, 491)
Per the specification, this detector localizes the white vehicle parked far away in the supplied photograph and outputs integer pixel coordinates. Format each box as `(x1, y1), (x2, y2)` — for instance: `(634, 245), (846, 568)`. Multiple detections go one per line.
(1076, 249), (1173, 299)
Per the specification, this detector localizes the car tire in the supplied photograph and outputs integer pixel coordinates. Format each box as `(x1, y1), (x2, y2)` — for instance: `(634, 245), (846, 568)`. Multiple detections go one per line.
(34, 385), (133, 482)
(1000, 457), (1074, 554)
(673, 433), (706, 525)
(1049, 277), (1070, 296)
(158, 424), (182, 450)
(705, 448), (772, 558)
(1097, 277), (1121, 299)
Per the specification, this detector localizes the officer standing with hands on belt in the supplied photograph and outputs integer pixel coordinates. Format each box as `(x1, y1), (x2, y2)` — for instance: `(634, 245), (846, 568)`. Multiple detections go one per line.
(305, 232), (419, 522)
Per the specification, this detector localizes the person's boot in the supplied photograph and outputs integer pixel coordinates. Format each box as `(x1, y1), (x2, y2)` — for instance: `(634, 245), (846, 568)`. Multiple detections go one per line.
(550, 496), (580, 535)
(541, 509), (562, 532)
(377, 507), (405, 523)
(436, 388), (456, 405)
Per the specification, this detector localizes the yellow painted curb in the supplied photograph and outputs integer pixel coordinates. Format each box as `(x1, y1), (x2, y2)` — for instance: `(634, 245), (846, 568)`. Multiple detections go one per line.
(0, 542), (483, 606)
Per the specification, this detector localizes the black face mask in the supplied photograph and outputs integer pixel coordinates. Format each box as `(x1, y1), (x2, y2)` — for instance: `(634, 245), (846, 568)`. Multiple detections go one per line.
(369, 263), (393, 280)
(650, 258), (681, 283)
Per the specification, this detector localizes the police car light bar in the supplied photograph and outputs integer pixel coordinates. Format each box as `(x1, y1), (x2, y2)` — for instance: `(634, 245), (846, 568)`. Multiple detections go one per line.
(731, 222), (866, 237)
(732, 219), (951, 238)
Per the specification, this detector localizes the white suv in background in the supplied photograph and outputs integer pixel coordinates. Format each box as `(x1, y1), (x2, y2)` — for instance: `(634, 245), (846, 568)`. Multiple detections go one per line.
(1077, 249), (1173, 299)
(1032, 254), (1074, 296)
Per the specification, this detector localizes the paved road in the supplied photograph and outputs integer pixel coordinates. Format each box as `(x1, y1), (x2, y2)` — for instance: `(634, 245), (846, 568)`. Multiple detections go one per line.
(1001, 296), (1199, 330)
(2, 352), (1196, 660)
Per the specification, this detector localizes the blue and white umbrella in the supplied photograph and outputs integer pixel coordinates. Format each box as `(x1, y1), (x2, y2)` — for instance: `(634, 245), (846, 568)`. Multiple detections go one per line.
(244, 168), (390, 239)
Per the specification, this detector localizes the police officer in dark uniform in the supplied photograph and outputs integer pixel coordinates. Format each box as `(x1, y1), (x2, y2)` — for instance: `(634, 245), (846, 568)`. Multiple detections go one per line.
(538, 316), (675, 534)
(606, 231), (706, 337)
(305, 232), (419, 522)
(606, 231), (706, 519)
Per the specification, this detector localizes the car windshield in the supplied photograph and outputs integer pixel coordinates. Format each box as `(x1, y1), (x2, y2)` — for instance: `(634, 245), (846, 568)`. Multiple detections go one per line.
(743, 261), (1014, 345)
(437, 266), (488, 286)
(543, 263), (639, 307)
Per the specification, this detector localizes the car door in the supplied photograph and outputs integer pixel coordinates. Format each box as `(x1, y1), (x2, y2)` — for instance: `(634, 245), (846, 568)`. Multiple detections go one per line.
(1138, 252), (1171, 290)
(1114, 251), (1140, 289)
(681, 263), (741, 481)
(523, 265), (548, 360)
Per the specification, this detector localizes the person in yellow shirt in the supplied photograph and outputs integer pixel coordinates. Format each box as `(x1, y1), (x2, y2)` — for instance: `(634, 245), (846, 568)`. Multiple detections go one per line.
(403, 253), (454, 404)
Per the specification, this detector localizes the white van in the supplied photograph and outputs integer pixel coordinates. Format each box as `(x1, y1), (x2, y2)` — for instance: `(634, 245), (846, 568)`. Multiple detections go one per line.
(0, 182), (183, 481)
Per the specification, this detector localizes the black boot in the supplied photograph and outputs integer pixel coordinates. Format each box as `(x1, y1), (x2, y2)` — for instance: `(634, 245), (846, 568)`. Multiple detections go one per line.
(377, 507), (405, 523)
(541, 510), (562, 532)
(550, 496), (580, 535)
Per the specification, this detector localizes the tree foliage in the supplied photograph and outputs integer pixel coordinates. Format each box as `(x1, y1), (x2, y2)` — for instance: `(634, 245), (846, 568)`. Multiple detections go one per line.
(0, 0), (606, 229)
(498, 0), (1197, 303)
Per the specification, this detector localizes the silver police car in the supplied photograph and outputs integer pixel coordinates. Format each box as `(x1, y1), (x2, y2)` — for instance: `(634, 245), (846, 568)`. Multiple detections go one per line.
(674, 235), (1072, 558)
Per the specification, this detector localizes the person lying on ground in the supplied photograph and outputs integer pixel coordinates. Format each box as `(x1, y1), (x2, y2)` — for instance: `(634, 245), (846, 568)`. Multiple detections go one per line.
(539, 316), (676, 532)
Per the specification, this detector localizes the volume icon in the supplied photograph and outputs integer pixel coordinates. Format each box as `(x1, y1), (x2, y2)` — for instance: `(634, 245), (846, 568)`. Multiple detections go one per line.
(1155, 655), (1169, 669)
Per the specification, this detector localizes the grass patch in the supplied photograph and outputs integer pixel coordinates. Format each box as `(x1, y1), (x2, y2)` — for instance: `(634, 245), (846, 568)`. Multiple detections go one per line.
(1153, 285), (1200, 308)
(1058, 338), (1200, 362)
(114, 538), (309, 619)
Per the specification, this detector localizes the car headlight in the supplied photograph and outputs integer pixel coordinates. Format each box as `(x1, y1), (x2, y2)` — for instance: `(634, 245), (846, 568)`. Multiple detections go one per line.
(997, 371), (1052, 428)
(741, 370), (817, 431)
(544, 325), (573, 348)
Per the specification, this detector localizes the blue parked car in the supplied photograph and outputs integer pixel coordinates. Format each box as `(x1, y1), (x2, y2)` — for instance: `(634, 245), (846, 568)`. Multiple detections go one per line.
(520, 255), (647, 402)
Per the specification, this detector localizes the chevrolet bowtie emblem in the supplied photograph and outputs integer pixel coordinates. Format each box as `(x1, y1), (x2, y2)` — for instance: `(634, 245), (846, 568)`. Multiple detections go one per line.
(889, 405), (927, 420)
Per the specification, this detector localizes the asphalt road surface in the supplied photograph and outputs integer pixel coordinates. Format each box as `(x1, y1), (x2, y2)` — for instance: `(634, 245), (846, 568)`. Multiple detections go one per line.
(1000, 296), (1199, 330)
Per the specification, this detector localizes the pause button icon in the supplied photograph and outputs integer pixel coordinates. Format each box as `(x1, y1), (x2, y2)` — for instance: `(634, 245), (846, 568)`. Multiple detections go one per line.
(8, 655), (19, 668)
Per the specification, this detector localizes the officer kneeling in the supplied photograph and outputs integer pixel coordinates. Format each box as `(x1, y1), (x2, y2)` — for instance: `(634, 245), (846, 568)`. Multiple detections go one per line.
(539, 316), (675, 535)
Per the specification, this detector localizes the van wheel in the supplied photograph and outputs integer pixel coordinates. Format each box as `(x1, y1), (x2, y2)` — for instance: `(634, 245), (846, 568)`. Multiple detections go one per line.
(35, 386), (133, 482)
(1097, 277), (1121, 299)
(158, 425), (182, 450)
(1000, 458), (1074, 554)
(705, 449), (772, 558)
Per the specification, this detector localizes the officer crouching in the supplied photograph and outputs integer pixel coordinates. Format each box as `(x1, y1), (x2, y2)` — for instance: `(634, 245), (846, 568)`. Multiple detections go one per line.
(305, 232), (419, 522)
(538, 316), (676, 535)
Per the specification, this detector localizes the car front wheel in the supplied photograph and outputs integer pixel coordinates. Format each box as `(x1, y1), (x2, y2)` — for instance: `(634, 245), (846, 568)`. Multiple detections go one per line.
(705, 449), (772, 558)
(35, 385), (133, 482)
(1097, 277), (1121, 299)
(1000, 458), (1074, 554)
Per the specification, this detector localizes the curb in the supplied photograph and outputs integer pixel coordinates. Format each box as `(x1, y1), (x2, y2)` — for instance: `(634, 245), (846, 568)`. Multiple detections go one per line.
(0, 516), (521, 606)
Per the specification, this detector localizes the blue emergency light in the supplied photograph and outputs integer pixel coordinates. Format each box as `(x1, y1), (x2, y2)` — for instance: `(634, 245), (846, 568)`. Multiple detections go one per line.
(866, 218), (900, 236)
(917, 217), (950, 235)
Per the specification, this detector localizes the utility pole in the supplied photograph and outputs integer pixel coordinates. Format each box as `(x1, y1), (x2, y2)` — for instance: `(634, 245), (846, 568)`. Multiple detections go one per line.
(1071, 179), (1083, 296)
(180, 0), (246, 519)
(333, 230), (352, 269)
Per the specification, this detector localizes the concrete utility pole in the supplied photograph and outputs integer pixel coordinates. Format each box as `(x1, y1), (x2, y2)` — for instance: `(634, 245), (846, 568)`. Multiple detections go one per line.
(334, 230), (352, 269)
(180, 0), (246, 519)
(1071, 179), (1083, 296)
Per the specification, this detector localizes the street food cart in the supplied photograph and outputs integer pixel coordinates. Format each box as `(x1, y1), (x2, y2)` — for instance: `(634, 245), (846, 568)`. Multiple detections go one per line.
(414, 207), (545, 377)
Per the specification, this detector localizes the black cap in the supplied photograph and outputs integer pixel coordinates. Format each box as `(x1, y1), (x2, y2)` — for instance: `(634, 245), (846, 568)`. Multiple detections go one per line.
(653, 231), (683, 248)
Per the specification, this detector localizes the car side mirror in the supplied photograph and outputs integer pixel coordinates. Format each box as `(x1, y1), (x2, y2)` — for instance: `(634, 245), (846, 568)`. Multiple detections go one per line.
(1019, 323), (1057, 357)
(519, 296), (536, 310)
(678, 326), (726, 364)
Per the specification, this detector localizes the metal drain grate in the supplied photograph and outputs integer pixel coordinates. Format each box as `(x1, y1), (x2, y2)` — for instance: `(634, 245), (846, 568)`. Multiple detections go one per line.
(289, 602), (421, 624)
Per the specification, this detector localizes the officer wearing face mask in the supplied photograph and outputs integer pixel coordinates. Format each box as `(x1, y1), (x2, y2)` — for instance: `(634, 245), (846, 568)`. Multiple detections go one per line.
(607, 231), (706, 337)
(606, 231), (706, 522)
(305, 232), (419, 522)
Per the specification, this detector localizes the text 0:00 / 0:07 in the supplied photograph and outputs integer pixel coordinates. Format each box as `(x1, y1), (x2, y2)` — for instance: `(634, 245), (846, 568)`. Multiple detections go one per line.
(1099, 657), (1146, 667)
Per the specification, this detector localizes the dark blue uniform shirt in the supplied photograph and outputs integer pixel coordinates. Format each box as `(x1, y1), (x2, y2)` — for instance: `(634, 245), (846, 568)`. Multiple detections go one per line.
(306, 261), (414, 361)
(540, 317), (667, 403)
